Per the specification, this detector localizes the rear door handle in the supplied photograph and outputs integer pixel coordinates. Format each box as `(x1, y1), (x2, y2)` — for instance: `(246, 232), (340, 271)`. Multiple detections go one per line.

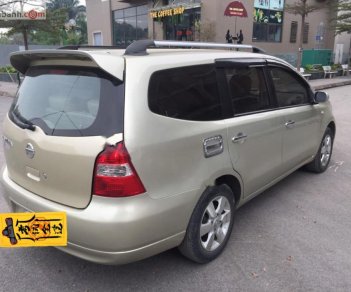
(203, 135), (223, 158)
(232, 132), (248, 144)
(285, 120), (295, 129)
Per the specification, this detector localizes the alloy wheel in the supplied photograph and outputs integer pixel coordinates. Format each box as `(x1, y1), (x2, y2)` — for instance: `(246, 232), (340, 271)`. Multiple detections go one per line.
(320, 134), (332, 167)
(200, 196), (232, 252)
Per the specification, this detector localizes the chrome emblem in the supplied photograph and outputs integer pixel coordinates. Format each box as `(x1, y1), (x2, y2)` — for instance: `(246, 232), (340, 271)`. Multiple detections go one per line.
(25, 143), (35, 159)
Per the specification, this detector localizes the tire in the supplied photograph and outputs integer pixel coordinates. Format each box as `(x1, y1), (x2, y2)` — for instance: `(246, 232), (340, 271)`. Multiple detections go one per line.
(305, 127), (334, 173)
(179, 184), (235, 264)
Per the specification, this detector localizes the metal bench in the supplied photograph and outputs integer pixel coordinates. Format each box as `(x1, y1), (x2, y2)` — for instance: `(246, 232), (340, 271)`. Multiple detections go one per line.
(299, 68), (312, 80)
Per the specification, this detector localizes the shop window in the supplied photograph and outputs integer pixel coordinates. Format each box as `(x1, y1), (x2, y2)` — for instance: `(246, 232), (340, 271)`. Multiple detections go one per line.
(268, 24), (282, 42)
(113, 4), (148, 48)
(253, 23), (282, 42)
(252, 1), (284, 43)
(253, 23), (267, 41)
(163, 7), (201, 41)
(303, 23), (309, 44)
(114, 10), (123, 19)
(137, 5), (148, 15)
(124, 7), (136, 18)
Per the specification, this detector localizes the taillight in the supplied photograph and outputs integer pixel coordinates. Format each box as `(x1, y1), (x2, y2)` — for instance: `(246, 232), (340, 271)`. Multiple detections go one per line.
(93, 142), (146, 197)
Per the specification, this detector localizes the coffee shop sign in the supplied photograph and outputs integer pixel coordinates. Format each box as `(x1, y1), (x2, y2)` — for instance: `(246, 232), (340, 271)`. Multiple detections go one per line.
(150, 6), (185, 19)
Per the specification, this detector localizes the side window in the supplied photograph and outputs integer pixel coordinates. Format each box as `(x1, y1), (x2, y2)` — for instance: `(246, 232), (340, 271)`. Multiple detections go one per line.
(148, 65), (222, 121)
(226, 66), (270, 115)
(269, 67), (310, 107)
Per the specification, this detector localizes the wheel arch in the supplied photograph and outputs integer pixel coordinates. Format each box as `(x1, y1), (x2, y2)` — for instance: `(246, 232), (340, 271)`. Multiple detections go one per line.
(215, 175), (242, 207)
(327, 121), (336, 137)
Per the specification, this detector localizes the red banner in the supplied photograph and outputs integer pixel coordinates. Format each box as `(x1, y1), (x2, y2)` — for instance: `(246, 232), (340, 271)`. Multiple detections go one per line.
(224, 1), (248, 17)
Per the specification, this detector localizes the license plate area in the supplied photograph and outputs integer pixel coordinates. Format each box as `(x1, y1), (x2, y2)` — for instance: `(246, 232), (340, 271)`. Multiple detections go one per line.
(0, 211), (67, 248)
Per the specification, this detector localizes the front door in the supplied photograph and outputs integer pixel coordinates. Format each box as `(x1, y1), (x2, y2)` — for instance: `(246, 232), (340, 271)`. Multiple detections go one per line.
(267, 65), (322, 172)
(217, 59), (284, 198)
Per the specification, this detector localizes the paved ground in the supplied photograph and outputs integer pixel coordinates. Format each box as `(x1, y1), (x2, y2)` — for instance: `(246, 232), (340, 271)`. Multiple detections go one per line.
(0, 86), (350, 291)
(310, 75), (351, 90)
(0, 81), (17, 97)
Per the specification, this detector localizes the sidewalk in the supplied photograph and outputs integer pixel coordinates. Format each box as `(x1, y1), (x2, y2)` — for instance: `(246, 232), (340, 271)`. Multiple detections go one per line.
(1, 74), (351, 98)
(309, 75), (351, 91)
(0, 81), (18, 98)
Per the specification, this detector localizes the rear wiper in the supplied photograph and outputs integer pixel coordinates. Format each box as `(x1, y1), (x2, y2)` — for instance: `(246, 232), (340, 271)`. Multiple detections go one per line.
(10, 108), (35, 131)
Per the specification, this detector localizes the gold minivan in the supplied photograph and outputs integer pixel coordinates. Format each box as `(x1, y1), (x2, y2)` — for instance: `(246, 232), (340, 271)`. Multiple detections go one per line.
(1, 40), (335, 264)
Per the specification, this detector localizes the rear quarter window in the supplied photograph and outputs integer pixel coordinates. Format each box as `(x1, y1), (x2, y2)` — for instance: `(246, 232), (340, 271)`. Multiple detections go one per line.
(148, 64), (222, 121)
(10, 66), (124, 137)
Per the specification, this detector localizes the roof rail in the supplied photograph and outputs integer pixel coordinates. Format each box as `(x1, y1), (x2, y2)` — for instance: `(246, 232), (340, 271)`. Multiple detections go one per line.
(58, 45), (122, 50)
(124, 40), (266, 56)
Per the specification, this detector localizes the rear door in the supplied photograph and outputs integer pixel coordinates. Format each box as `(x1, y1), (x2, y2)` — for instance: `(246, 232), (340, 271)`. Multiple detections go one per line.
(3, 66), (124, 208)
(267, 64), (322, 172)
(217, 59), (284, 198)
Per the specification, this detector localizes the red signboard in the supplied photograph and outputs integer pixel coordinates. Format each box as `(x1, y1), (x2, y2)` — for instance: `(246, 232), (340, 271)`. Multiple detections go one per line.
(224, 1), (248, 17)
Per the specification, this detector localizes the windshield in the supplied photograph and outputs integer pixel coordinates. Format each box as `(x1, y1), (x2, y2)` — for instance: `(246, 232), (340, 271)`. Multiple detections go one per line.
(10, 66), (124, 137)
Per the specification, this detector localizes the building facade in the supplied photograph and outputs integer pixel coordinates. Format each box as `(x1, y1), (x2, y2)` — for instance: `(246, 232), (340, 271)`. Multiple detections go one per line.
(86, 0), (335, 65)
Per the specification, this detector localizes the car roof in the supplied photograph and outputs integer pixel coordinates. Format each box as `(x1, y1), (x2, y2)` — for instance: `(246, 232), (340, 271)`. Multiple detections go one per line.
(10, 41), (295, 79)
(122, 49), (295, 71)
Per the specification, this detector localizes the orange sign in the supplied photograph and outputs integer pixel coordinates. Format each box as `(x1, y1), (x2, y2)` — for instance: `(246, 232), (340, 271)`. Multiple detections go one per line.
(0, 212), (67, 248)
(150, 6), (185, 19)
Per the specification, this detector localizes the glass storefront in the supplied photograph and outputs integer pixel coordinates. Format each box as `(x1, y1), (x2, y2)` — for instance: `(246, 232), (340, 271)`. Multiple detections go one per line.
(252, 0), (284, 43)
(163, 7), (201, 41)
(113, 4), (149, 48)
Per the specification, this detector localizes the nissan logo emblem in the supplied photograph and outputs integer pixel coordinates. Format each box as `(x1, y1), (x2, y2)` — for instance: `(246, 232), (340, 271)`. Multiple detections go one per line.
(25, 143), (35, 159)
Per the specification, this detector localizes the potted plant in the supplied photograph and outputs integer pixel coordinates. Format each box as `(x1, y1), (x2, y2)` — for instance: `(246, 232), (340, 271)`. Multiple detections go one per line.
(0, 66), (18, 83)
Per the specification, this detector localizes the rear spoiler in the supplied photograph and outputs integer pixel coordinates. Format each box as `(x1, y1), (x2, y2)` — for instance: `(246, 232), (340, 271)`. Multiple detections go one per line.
(10, 50), (124, 80)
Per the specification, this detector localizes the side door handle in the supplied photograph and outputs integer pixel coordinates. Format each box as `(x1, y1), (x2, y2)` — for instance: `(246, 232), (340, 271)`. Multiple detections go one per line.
(285, 120), (295, 129)
(203, 135), (223, 158)
(232, 132), (248, 144)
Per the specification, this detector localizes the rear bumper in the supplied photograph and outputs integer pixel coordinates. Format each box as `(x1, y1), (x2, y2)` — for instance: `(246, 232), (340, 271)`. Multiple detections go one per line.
(55, 232), (184, 265)
(0, 166), (196, 265)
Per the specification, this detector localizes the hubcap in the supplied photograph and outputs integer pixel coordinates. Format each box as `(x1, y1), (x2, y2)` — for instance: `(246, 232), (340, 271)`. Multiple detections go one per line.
(200, 196), (231, 252)
(320, 134), (332, 167)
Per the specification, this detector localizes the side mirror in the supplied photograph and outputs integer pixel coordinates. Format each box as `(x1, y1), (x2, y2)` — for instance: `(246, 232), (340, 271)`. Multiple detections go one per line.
(314, 91), (329, 103)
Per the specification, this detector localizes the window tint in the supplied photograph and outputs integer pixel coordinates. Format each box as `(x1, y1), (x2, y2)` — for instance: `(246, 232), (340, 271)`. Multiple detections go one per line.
(148, 65), (222, 121)
(269, 67), (310, 107)
(226, 67), (270, 115)
(10, 66), (124, 137)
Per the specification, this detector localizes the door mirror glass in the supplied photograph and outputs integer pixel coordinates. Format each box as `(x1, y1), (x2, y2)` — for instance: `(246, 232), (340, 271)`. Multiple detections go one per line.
(315, 91), (329, 103)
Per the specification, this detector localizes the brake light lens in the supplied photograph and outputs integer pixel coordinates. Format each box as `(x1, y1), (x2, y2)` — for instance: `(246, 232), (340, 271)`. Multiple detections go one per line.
(93, 143), (146, 197)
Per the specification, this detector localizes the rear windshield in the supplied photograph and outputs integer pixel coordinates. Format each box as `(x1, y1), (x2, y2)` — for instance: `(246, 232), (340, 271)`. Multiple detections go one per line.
(9, 66), (124, 137)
